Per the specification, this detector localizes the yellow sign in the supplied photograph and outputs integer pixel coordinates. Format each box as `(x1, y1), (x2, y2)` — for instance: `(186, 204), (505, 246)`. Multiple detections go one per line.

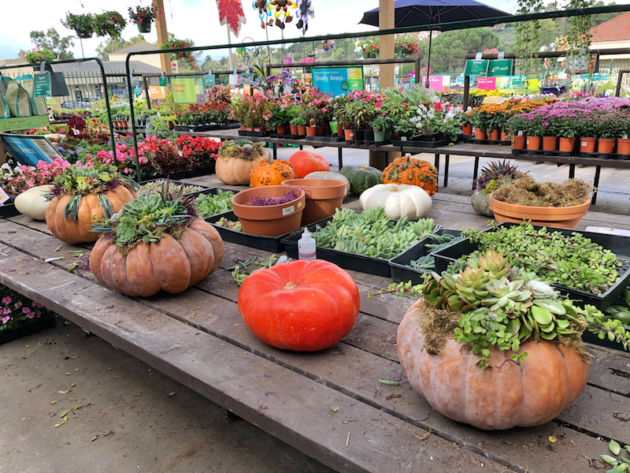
(171, 78), (197, 104)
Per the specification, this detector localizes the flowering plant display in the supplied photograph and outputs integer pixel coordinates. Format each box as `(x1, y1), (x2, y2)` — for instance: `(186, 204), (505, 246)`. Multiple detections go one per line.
(176, 135), (220, 168)
(300, 88), (333, 127)
(395, 36), (419, 57)
(161, 39), (196, 67)
(358, 37), (379, 58)
(23, 48), (56, 64)
(61, 12), (95, 37)
(176, 101), (231, 126)
(140, 136), (181, 171)
(230, 93), (273, 129)
(0, 285), (52, 332)
(128, 4), (159, 26)
(93, 11), (127, 39)
(0, 159), (71, 195)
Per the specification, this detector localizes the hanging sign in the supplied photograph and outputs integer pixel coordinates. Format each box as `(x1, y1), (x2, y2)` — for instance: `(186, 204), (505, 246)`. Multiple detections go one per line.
(171, 77), (198, 104)
(312, 67), (364, 97)
(0, 134), (61, 166)
(464, 59), (489, 76)
(204, 74), (216, 86)
(159, 76), (168, 87)
(487, 59), (513, 77)
(33, 73), (51, 97)
(477, 77), (497, 91)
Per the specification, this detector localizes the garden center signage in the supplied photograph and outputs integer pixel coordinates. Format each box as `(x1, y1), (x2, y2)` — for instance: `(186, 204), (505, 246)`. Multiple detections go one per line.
(171, 77), (197, 104)
(487, 59), (513, 77)
(204, 74), (216, 86)
(33, 73), (51, 97)
(0, 134), (61, 166)
(464, 59), (488, 76)
(312, 67), (364, 96)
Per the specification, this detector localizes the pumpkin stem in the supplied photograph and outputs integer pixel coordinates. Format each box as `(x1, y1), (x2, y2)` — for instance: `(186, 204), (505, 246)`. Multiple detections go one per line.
(284, 282), (298, 290)
(361, 164), (368, 170)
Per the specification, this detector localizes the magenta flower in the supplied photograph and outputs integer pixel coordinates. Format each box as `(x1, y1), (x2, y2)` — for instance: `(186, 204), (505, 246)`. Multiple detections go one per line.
(2, 296), (12, 305)
(1, 316), (9, 324)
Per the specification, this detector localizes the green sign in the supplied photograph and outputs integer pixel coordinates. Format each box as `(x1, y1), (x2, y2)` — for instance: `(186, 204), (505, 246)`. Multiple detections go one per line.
(464, 60), (489, 76)
(312, 67), (364, 96)
(0, 115), (50, 133)
(171, 77), (197, 104)
(159, 77), (168, 87)
(204, 74), (216, 86)
(134, 86), (141, 95)
(487, 59), (513, 77)
(509, 76), (525, 88)
(33, 73), (51, 97)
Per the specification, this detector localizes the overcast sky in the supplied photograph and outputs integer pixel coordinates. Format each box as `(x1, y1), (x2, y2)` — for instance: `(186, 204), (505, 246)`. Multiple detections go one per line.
(0, 0), (560, 61)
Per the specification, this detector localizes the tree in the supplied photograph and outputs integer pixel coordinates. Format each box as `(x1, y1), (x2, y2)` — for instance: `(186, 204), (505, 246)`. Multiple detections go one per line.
(418, 28), (500, 72)
(29, 29), (75, 60)
(96, 34), (147, 60)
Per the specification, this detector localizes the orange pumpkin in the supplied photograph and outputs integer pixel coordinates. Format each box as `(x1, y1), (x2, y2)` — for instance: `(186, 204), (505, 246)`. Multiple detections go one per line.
(46, 186), (137, 244)
(397, 300), (589, 430)
(89, 219), (224, 297)
(288, 150), (329, 178)
(250, 158), (296, 187)
(382, 157), (438, 196)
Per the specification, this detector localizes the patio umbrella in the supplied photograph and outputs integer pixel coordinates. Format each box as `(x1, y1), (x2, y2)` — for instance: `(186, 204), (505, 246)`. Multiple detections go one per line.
(359, 0), (511, 88)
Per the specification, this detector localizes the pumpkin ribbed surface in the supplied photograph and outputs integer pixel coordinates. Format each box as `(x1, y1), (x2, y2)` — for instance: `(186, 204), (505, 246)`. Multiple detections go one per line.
(250, 158), (296, 187)
(46, 187), (136, 244)
(89, 219), (224, 297)
(216, 155), (265, 185)
(397, 299), (589, 430)
(382, 157), (438, 196)
(339, 164), (382, 195)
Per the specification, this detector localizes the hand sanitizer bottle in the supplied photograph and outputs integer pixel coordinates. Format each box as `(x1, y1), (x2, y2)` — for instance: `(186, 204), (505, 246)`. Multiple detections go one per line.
(298, 227), (316, 261)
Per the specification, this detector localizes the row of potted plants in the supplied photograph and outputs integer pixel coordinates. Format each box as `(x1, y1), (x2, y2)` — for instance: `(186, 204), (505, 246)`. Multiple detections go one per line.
(61, 5), (159, 39)
(357, 36), (419, 59)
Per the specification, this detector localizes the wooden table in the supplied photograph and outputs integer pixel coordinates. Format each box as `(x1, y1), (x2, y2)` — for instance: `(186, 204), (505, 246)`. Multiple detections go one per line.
(176, 129), (630, 205)
(1, 187), (630, 473)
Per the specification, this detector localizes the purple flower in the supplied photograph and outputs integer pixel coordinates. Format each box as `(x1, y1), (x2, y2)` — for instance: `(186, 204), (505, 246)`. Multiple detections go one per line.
(56, 146), (64, 151)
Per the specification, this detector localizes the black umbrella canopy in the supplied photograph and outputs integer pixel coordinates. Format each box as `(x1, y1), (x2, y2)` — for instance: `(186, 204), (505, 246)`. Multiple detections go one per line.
(359, 0), (511, 28)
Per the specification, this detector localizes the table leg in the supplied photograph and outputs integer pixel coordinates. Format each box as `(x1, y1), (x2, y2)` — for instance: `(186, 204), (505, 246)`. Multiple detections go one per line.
(299, 145), (303, 151)
(272, 142), (277, 160)
(569, 163), (575, 179)
(338, 148), (343, 169)
(434, 153), (440, 173)
(472, 156), (480, 189)
(444, 154), (450, 188)
(592, 165), (601, 205)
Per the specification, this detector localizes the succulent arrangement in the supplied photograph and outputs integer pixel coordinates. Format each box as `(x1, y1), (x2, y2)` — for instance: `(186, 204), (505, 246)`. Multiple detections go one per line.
(216, 217), (242, 231)
(91, 182), (196, 249)
(472, 160), (528, 196)
(409, 233), (464, 271)
(195, 190), (235, 218)
(138, 181), (204, 197)
(463, 223), (621, 295)
(218, 140), (266, 160)
(312, 208), (439, 260)
(421, 250), (629, 369)
(492, 175), (592, 208)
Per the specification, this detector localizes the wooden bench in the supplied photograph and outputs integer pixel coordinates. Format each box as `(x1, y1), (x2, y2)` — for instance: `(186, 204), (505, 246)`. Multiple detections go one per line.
(1, 192), (630, 473)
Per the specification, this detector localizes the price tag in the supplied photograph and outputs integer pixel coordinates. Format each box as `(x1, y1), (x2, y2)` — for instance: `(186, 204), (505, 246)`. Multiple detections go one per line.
(282, 205), (295, 216)
(0, 188), (9, 206)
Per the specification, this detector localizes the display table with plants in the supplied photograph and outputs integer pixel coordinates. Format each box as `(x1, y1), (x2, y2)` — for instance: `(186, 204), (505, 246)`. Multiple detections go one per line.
(0, 285), (56, 346)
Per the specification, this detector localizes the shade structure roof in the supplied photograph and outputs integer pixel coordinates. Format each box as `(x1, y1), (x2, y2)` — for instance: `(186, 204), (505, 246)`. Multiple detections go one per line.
(359, 0), (511, 28)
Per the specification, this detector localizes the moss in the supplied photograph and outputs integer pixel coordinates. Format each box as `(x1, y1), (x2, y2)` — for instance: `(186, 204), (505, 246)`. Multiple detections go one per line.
(417, 300), (463, 355)
(492, 176), (592, 208)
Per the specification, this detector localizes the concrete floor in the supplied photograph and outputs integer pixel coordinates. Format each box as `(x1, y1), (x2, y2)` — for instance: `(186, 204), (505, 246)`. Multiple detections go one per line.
(0, 320), (333, 473)
(272, 144), (630, 215)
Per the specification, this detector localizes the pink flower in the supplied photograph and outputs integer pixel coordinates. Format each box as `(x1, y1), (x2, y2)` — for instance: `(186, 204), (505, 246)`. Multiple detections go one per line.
(22, 307), (31, 314)
(1, 316), (9, 325)
(14, 302), (22, 309)
(2, 296), (12, 305)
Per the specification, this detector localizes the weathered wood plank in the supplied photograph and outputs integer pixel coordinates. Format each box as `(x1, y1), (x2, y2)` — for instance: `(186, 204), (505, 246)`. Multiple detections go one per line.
(0, 244), (503, 473)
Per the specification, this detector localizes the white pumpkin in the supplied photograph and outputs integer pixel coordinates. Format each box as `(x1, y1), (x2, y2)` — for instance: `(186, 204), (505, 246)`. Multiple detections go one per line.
(360, 183), (432, 221)
(14, 185), (53, 221)
(304, 171), (350, 196)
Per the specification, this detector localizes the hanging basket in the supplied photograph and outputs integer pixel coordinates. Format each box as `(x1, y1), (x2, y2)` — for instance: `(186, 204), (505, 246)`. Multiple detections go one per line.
(137, 22), (152, 33)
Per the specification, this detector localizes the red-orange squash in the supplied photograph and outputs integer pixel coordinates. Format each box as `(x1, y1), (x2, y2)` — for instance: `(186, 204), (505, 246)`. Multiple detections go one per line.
(46, 187), (137, 244)
(250, 158), (296, 187)
(382, 157), (438, 196)
(89, 219), (224, 297)
(397, 300), (589, 430)
(288, 150), (330, 178)
(238, 260), (360, 351)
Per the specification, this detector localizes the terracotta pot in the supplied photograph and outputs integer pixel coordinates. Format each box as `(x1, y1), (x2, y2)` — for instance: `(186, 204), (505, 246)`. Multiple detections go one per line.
(277, 125), (286, 134)
(488, 195), (591, 229)
(512, 136), (525, 150)
(542, 136), (558, 151)
(297, 125), (307, 136)
(337, 123), (344, 136)
(316, 125), (324, 136)
(618, 138), (630, 155)
(580, 137), (597, 153)
(462, 124), (472, 135)
(281, 179), (347, 226)
(253, 127), (264, 132)
(231, 186), (306, 237)
(488, 129), (500, 141)
(290, 125), (298, 135)
(559, 137), (576, 153)
(344, 128), (355, 141)
(241, 126), (252, 131)
(526, 136), (541, 151)
(501, 129), (509, 141)
(598, 138), (615, 154)
(474, 128), (487, 140)
(306, 126), (317, 137)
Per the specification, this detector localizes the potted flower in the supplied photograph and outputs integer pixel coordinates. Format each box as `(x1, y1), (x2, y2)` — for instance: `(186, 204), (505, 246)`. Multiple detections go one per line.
(61, 12), (95, 39)
(619, 110), (630, 157)
(518, 116), (544, 151)
(460, 109), (473, 136)
(128, 4), (159, 33)
(23, 48), (56, 65)
(596, 111), (624, 155)
(1, 286), (55, 346)
(93, 11), (127, 39)
(358, 37), (379, 59)
(371, 114), (393, 143)
(578, 113), (598, 153)
(545, 114), (584, 154)
(160, 39), (196, 69)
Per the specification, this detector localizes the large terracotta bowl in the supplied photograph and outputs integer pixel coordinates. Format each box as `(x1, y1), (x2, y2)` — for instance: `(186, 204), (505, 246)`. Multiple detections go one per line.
(281, 179), (347, 226)
(231, 186), (305, 237)
(488, 196), (591, 229)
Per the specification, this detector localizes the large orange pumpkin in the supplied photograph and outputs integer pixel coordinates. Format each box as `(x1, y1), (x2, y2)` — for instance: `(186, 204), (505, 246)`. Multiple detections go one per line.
(216, 155), (266, 185)
(397, 300), (589, 430)
(46, 186), (137, 244)
(382, 157), (438, 196)
(250, 158), (296, 187)
(89, 219), (224, 297)
(238, 260), (360, 351)
(288, 151), (330, 178)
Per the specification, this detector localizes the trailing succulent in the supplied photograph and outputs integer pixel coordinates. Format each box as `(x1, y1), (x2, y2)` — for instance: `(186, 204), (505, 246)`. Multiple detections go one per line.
(91, 182), (196, 251)
(49, 163), (137, 220)
(421, 250), (630, 370)
(218, 140), (265, 160)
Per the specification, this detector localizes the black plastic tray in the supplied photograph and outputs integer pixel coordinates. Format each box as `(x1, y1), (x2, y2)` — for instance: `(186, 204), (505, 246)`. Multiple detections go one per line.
(392, 139), (452, 149)
(0, 315), (56, 346)
(282, 218), (441, 278)
(238, 130), (268, 137)
(205, 210), (293, 254)
(582, 326), (630, 352)
(191, 187), (239, 220)
(137, 179), (212, 195)
(511, 148), (575, 158)
(0, 201), (20, 218)
(390, 229), (463, 285)
(463, 137), (511, 146)
(432, 222), (630, 310)
(186, 161), (216, 178)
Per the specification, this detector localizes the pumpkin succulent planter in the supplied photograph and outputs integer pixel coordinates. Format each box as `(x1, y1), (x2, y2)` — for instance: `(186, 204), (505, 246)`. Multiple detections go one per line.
(238, 260), (360, 351)
(46, 164), (137, 245)
(382, 157), (438, 196)
(215, 140), (266, 185)
(396, 250), (592, 430)
(359, 183), (432, 221)
(288, 150), (330, 178)
(250, 158), (296, 187)
(340, 164), (382, 195)
(90, 184), (224, 297)
(281, 178), (347, 226)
